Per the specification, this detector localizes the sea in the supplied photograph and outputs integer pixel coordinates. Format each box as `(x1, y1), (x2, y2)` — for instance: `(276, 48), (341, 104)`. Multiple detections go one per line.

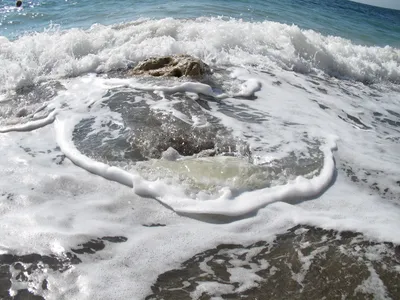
(0, 0), (399, 299)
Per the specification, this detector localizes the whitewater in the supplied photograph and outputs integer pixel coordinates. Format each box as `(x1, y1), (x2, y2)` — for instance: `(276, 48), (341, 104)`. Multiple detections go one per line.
(0, 0), (399, 299)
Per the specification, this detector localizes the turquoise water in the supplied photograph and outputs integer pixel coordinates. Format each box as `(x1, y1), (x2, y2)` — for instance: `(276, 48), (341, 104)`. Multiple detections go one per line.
(1, 0), (400, 46)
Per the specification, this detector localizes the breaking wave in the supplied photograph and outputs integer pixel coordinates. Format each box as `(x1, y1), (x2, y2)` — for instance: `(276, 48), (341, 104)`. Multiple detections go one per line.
(0, 17), (399, 91)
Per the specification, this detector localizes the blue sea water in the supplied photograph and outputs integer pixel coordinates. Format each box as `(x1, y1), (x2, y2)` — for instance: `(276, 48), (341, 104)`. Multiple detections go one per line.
(1, 0), (400, 46)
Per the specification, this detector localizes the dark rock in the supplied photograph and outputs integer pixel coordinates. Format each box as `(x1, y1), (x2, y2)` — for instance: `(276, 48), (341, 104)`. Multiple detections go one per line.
(15, 108), (28, 118)
(0, 253), (80, 300)
(318, 103), (329, 110)
(71, 239), (106, 254)
(387, 110), (400, 118)
(146, 225), (400, 300)
(344, 112), (372, 130)
(71, 236), (128, 254)
(130, 55), (211, 78)
(143, 224), (167, 227)
(102, 236), (128, 243)
(289, 83), (308, 92)
(52, 154), (66, 165)
(14, 289), (43, 300)
(162, 135), (215, 156)
(307, 79), (320, 86)
(75, 90), (245, 163)
(126, 105), (241, 159)
(0, 81), (65, 127)
(381, 118), (400, 128)
(317, 87), (328, 94)
(0, 236), (127, 299)
(41, 279), (48, 291)
(395, 245), (400, 260)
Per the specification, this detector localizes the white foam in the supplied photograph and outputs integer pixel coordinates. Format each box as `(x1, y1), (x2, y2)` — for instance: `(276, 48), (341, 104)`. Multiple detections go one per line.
(156, 82), (215, 96)
(0, 110), (56, 133)
(1, 17), (399, 91)
(228, 266), (263, 293)
(0, 62), (399, 300)
(293, 246), (329, 286)
(237, 78), (262, 97)
(54, 115), (136, 189)
(191, 282), (234, 299)
(355, 264), (389, 298)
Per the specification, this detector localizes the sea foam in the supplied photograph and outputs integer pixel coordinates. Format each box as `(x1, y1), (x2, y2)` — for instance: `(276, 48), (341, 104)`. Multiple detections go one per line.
(0, 67), (399, 299)
(0, 17), (399, 92)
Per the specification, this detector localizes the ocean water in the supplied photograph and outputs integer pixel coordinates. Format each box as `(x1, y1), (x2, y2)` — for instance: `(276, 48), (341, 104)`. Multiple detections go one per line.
(0, 0), (400, 299)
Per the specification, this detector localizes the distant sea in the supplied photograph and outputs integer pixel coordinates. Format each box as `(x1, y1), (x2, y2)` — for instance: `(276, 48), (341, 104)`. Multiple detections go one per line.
(1, 0), (400, 46)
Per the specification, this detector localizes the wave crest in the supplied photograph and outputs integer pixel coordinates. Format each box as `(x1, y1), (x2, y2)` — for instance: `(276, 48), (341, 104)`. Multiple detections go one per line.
(0, 17), (399, 90)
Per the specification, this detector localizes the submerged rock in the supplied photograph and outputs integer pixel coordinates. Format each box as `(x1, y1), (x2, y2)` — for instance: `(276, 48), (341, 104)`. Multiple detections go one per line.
(0, 81), (65, 127)
(138, 155), (271, 192)
(161, 147), (181, 161)
(131, 124), (245, 160)
(0, 252), (80, 300)
(0, 236), (127, 299)
(84, 89), (245, 162)
(15, 108), (28, 118)
(130, 55), (211, 78)
(146, 225), (400, 300)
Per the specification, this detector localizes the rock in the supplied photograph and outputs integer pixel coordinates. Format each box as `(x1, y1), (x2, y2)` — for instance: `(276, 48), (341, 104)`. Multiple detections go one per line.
(146, 225), (400, 300)
(161, 147), (181, 161)
(130, 55), (211, 78)
(195, 149), (216, 158)
(0, 236), (127, 299)
(161, 134), (216, 156)
(74, 91), (244, 163)
(15, 108), (28, 118)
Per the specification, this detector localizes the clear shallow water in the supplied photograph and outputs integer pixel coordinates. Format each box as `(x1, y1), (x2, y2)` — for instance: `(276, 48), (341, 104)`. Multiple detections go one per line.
(0, 0), (400, 299)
